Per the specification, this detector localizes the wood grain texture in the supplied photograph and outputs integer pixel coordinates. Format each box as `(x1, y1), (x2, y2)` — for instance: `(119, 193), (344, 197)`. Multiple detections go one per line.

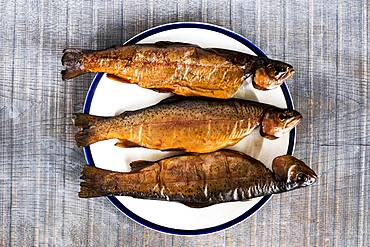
(0, 0), (368, 246)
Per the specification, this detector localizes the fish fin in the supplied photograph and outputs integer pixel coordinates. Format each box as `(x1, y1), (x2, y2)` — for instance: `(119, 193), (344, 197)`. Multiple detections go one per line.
(251, 77), (269, 91)
(79, 165), (112, 198)
(115, 139), (141, 148)
(154, 41), (196, 47)
(150, 88), (176, 93)
(259, 129), (278, 140)
(73, 113), (107, 147)
(61, 48), (87, 80)
(182, 202), (213, 208)
(162, 148), (187, 152)
(73, 113), (105, 128)
(158, 95), (186, 104)
(75, 129), (98, 147)
(106, 74), (131, 83)
(129, 160), (154, 172)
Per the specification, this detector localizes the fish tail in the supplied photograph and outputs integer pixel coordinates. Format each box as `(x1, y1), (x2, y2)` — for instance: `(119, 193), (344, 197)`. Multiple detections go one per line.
(73, 113), (105, 128)
(73, 113), (107, 147)
(61, 48), (87, 80)
(79, 166), (112, 198)
(74, 130), (97, 147)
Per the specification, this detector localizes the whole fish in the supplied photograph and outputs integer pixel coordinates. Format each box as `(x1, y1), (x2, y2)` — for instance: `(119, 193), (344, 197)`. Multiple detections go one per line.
(74, 97), (302, 153)
(62, 41), (295, 98)
(79, 150), (317, 207)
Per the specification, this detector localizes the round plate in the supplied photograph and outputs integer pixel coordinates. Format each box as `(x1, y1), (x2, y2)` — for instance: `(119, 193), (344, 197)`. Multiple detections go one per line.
(83, 22), (295, 235)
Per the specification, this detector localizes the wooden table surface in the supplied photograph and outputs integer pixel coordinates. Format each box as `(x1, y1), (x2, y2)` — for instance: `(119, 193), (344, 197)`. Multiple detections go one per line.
(0, 0), (368, 246)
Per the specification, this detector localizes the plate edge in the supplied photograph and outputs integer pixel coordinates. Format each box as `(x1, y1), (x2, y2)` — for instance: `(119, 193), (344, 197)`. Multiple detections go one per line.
(82, 22), (296, 236)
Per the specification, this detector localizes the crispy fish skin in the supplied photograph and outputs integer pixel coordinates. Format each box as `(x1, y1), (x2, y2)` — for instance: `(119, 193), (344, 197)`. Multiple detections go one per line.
(62, 42), (295, 98)
(74, 97), (302, 153)
(79, 150), (317, 207)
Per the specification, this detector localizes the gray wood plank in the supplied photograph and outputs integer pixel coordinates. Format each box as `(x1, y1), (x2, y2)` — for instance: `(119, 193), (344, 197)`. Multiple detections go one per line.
(0, 0), (368, 246)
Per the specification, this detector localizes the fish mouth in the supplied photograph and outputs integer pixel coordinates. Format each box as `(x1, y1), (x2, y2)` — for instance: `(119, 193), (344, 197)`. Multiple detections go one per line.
(278, 67), (295, 81)
(284, 112), (302, 129)
(304, 169), (318, 186)
(310, 172), (318, 182)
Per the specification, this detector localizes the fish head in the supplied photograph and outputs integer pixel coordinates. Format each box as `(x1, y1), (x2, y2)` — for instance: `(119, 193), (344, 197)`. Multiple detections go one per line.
(272, 155), (317, 190)
(252, 60), (295, 90)
(260, 108), (302, 139)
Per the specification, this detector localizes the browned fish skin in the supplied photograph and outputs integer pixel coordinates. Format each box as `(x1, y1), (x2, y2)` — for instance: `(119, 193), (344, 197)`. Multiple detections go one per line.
(79, 150), (317, 207)
(62, 42), (295, 98)
(74, 97), (302, 153)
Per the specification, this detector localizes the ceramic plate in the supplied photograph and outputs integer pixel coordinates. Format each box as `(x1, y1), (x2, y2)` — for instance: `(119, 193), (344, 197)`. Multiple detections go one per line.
(83, 22), (295, 235)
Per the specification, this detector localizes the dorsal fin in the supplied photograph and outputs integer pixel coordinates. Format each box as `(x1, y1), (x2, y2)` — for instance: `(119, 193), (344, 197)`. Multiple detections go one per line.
(129, 160), (154, 172)
(154, 41), (196, 47)
(181, 202), (214, 208)
(115, 139), (141, 148)
(158, 95), (187, 104)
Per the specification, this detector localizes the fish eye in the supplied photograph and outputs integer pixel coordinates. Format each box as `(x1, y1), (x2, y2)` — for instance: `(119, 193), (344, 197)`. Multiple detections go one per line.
(279, 110), (295, 120)
(296, 173), (308, 183)
(274, 65), (287, 75)
(278, 112), (290, 120)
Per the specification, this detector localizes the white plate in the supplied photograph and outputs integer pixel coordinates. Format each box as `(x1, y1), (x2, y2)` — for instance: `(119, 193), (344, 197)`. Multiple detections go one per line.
(83, 22), (295, 235)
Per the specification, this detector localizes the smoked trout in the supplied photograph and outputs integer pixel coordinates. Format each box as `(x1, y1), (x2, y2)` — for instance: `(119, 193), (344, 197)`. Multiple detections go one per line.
(62, 41), (295, 98)
(79, 150), (317, 207)
(73, 97), (302, 153)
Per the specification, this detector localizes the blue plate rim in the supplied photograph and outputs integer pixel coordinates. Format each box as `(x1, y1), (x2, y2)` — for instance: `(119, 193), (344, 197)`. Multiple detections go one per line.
(82, 22), (296, 236)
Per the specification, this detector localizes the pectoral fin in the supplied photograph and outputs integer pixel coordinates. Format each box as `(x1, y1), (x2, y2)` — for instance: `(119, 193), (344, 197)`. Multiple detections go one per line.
(259, 129), (278, 140)
(115, 139), (141, 148)
(107, 74), (131, 83)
